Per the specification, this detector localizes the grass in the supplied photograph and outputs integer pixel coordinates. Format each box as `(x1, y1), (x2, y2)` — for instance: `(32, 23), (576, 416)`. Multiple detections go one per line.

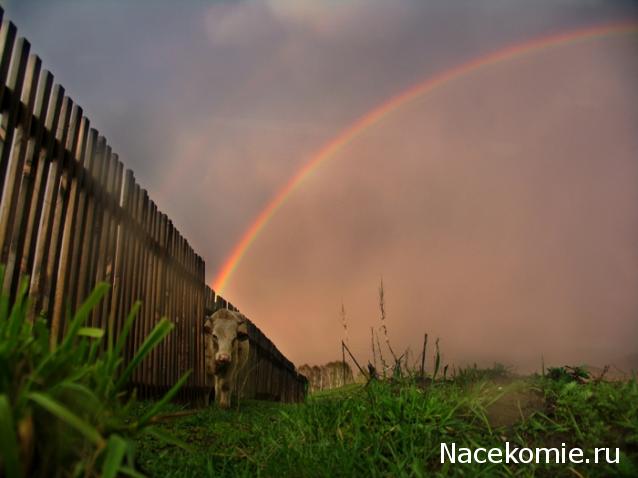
(4, 270), (635, 477)
(133, 370), (638, 477)
(0, 269), (189, 478)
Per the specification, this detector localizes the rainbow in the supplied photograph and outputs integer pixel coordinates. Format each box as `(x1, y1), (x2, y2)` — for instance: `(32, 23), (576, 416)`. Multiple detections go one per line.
(212, 20), (638, 293)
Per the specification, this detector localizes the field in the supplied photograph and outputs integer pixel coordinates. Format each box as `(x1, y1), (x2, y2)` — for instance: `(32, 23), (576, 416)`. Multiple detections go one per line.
(2, 278), (636, 477)
(133, 368), (638, 477)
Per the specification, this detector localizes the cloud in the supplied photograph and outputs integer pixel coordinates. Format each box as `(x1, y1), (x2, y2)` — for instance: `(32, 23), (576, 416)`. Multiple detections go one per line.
(266, 0), (370, 37)
(204, 0), (376, 45)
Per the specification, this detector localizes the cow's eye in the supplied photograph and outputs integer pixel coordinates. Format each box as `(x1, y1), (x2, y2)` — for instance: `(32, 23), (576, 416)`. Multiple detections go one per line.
(212, 334), (218, 341)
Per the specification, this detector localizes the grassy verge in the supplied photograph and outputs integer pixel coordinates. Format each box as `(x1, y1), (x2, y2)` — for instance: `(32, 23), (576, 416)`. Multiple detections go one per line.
(0, 272), (189, 477)
(134, 373), (638, 477)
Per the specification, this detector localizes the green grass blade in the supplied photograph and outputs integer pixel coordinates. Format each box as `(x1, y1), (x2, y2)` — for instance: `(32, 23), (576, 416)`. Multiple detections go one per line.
(52, 381), (102, 412)
(59, 283), (110, 351)
(7, 277), (29, 339)
(106, 302), (141, 378)
(0, 395), (22, 478)
(0, 287), (8, 325)
(144, 426), (195, 453)
(87, 336), (102, 364)
(138, 370), (192, 427)
(0, 266), (8, 325)
(28, 392), (104, 446)
(77, 327), (105, 338)
(115, 318), (173, 391)
(119, 466), (146, 478)
(101, 434), (128, 478)
(113, 301), (141, 358)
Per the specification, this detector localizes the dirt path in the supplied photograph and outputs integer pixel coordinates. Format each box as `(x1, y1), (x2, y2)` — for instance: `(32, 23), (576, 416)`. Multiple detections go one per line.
(485, 381), (545, 428)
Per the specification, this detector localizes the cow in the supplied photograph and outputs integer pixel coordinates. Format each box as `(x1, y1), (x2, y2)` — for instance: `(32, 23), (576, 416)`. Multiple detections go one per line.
(204, 309), (250, 409)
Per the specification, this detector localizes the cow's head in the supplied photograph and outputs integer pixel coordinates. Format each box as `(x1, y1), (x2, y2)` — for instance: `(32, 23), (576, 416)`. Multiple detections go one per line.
(204, 309), (249, 371)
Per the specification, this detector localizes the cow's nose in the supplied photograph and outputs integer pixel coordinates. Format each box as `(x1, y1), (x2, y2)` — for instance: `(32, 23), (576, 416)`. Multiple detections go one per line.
(216, 353), (231, 365)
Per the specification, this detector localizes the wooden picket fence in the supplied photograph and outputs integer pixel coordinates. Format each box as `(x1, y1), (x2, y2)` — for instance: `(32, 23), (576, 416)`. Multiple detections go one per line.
(0, 7), (306, 404)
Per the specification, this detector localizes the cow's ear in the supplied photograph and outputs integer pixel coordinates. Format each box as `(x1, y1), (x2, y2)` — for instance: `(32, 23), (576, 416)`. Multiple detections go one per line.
(237, 331), (249, 342)
(204, 318), (213, 335)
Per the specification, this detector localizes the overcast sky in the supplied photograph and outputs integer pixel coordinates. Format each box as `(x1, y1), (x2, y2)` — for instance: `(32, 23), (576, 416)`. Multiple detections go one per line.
(3, 0), (637, 370)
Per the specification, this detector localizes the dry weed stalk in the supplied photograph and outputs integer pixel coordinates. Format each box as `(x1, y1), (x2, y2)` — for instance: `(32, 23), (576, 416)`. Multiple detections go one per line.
(340, 301), (349, 347)
(433, 338), (441, 380)
(370, 326), (378, 370)
(378, 279), (398, 364)
(420, 333), (428, 378)
(375, 328), (388, 377)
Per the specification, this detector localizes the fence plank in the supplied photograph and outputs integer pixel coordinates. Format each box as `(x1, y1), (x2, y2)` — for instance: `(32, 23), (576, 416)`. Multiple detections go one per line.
(101, 156), (123, 333)
(49, 104), (85, 341)
(176, 234), (184, 395)
(0, 19), (17, 111)
(96, 152), (121, 325)
(129, 184), (145, 383)
(154, 212), (167, 391)
(171, 224), (180, 391)
(109, 166), (132, 348)
(88, 141), (112, 326)
(20, 81), (62, 291)
(0, 34), (27, 195)
(39, 97), (78, 321)
(118, 170), (135, 327)
(138, 190), (152, 394)
(124, 181), (140, 365)
(166, 220), (176, 390)
(139, 192), (152, 395)
(185, 240), (192, 392)
(149, 207), (163, 390)
(144, 201), (158, 392)
(2, 68), (53, 302)
(0, 53), (40, 275)
(72, 129), (98, 311)
(28, 91), (70, 318)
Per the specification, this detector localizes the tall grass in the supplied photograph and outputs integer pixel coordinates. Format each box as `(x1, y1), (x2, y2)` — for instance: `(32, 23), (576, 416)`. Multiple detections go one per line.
(134, 378), (502, 477)
(0, 267), (189, 477)
(133, 367), (638, 477)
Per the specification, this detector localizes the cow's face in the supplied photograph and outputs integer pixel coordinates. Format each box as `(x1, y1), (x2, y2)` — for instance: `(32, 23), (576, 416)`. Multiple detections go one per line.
(204, 311), (249, 371)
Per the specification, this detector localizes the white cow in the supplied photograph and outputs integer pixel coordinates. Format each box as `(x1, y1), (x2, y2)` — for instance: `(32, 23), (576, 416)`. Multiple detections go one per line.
(204, 309), (250, 408)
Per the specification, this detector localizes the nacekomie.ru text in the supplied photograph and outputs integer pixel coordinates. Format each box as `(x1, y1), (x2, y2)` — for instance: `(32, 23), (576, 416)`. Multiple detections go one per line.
(440, 442), (619, 465)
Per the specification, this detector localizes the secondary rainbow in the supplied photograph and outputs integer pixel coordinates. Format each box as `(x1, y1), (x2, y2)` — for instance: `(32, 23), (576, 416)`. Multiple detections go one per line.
(213, 20), (638, 293)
